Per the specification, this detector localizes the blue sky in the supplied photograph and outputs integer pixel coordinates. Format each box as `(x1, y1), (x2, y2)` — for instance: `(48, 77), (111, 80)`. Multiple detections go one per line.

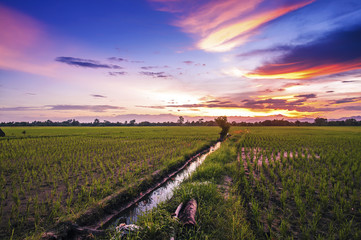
(1, 0), (361, 122)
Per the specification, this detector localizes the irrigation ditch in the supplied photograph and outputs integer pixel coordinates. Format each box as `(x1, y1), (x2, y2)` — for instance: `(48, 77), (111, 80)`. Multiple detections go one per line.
(42, 141), (221, 239)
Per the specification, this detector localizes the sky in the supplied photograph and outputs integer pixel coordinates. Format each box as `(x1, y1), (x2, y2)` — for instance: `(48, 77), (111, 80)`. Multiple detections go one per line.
(1, 0), (361, 123)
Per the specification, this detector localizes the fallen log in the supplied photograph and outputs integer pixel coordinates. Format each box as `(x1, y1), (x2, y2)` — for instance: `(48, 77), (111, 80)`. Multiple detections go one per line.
(173, 199), (197, 226)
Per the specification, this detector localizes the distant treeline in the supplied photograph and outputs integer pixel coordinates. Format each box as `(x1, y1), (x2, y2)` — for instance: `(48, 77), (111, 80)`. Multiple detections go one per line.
(1, 117), (360, 127)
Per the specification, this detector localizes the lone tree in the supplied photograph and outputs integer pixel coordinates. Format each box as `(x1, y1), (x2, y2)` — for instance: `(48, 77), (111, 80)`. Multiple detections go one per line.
(215, 116), (230, 140)
(0, 128), (5, 137)
(93, 118), (100, 126)
(177, 116), (184, 125)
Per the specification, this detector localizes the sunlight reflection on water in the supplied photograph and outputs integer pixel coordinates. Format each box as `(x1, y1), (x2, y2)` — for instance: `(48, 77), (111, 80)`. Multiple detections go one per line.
(111, 141), (221, 227)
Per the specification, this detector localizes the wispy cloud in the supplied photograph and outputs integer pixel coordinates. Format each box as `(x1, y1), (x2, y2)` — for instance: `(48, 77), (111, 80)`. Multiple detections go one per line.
(183, 60), (193, 65)
(137, 93), (331, 114)
(140, 65), (169, 70)
(141, 66), (158, 70)
(344, 106), (361, 111)
(108, 57), (128, 62)
(0, 106), (40, 111)
(55, 57), (123, 69)
(246, 25), (361, 79)
(294, 94), (316, 99)
(1, 105), (125, 113)
(150, 0), (314, 52)
(47, 105), (125, 112)
(238, 46), (292, 57)
(331, 97), (361, 104)
(240, 97), (322, 112)
(109, 71), (127, 76)
(91, 94), (107, 98)
(136, 105), (166, 109)
(182, 60), (206, 66)
(139, 71), (171, 78)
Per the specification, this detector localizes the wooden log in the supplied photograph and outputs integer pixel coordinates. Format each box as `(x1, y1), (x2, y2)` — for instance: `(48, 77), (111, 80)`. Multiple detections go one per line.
(172, 202), (183, 218)
(177, 199), (197, 226)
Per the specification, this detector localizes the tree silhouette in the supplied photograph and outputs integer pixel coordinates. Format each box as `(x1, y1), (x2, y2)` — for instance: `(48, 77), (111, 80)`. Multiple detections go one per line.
(93, 118), (100, 126)
(314, 117), (327, 126)
(177, 116), (184, 125)
(214, 116), (230, 140)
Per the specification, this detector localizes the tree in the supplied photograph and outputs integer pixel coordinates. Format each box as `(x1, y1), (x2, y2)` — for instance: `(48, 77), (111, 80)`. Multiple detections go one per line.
(71, 119), (80, 126)
(314, 117), (327, 126)
(214, 116), (231, 140)
(177, 116), (184, 125)
(93, 118), (100, 126)
(345, 118), (357, 126)
(129, 119), (136, 126)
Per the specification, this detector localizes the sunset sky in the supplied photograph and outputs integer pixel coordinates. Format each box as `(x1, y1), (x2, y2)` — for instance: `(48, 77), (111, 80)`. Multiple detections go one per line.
(1, 0), (361, 123)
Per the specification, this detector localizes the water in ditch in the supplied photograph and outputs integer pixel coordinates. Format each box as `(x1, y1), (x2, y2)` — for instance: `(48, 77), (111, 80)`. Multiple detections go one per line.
(110, 141), (221, 227)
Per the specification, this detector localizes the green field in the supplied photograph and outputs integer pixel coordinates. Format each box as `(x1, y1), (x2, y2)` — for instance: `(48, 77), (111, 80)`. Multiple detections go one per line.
(124, 127), (361, 240)
(0, 126), (219, 239)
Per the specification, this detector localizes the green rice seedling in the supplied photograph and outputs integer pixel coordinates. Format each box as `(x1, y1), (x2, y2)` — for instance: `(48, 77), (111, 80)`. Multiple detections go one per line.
(280, 219), (289, 238)
(2, 126), (361, 239)
(309, 211), (321, 235)
(250, 198), (260, 221)
(280, 190), (288, 208)
(266, 207), (275, 229)
(333, 204), (345, 222)
(338, 218), (353, 240)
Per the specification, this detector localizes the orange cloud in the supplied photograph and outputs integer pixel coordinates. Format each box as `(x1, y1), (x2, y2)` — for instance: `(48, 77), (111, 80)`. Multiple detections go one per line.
(244, 25), (361, 79)
(150, 0), (314, 52)
(197, 1), (314, 52)
(175, 0), (262, 36)
(245, 59), (361, 79)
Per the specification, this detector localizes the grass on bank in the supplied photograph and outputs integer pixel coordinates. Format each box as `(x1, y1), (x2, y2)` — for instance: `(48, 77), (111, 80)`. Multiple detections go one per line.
(121, 136), (254, 240)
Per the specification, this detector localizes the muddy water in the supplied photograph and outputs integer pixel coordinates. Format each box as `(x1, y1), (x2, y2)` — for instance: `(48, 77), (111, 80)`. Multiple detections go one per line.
(110, 141), (221, 227)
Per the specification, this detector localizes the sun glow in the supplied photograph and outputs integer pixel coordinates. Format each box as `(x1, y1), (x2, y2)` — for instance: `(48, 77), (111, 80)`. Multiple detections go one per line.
(271, 95), (297, 101)
(154, 92), (202, 105)
(174, 107), (310, 118)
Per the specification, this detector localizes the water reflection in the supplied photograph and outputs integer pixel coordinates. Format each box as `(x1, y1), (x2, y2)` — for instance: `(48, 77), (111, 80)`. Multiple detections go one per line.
(111, 142), (221, 227)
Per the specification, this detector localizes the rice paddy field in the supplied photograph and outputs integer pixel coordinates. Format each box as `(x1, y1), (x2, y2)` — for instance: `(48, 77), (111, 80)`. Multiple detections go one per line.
(124, 127), (361, 240)
(0, 126), (219, 239)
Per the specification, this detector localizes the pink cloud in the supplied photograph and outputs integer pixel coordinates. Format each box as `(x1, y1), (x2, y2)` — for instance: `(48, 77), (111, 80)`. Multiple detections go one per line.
(149, 0), (314, 52)
(0, 4), (43, 58)
(0, 4), (60, 76)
